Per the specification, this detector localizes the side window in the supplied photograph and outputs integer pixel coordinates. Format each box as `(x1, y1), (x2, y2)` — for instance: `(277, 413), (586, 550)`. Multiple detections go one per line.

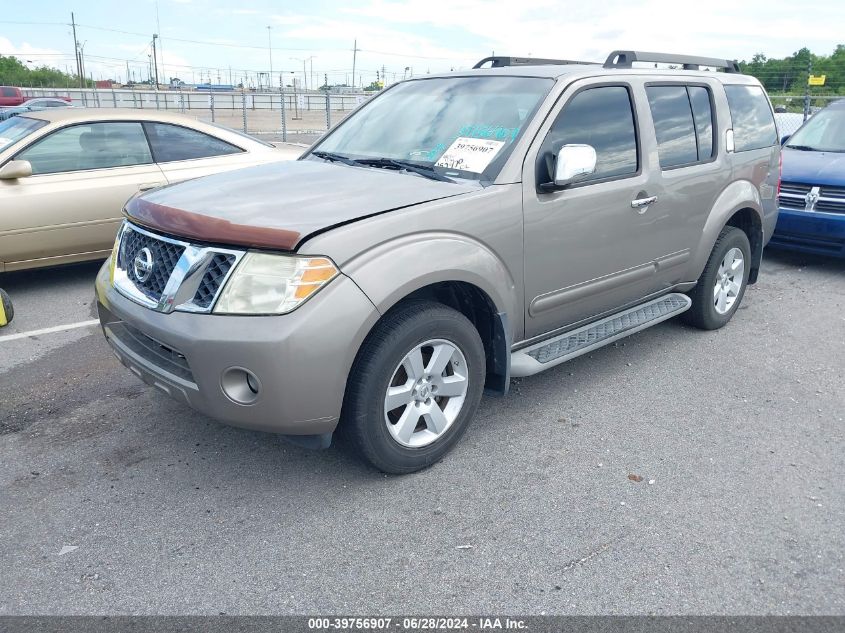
(538, 86), (638, 185)
(16, 122), (152, 175)
(143, 122), (242, 163)
(646, 85), (715, 168)
(724, 85), (777, 151)
(688, 87), (714, 159)
(646, 86), (698, 168)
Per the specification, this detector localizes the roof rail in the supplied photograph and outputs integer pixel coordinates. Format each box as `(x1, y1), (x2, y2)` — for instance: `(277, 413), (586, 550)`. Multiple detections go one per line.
(603, 50), (741, 73)
(473, 56), (596, 69)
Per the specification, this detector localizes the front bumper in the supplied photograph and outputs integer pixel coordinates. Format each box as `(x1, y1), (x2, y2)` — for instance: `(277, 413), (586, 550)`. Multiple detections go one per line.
(95, 261), (379, 435)
(769, 208), (845, 258)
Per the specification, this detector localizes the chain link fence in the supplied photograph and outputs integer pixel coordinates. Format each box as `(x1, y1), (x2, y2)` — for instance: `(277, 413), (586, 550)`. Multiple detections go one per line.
(21, 87), (374, 144)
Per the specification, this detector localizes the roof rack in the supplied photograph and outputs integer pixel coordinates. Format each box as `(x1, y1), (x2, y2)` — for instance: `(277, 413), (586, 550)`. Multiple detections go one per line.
(472, 56), (597, 69)
(603, 50), (741, 73)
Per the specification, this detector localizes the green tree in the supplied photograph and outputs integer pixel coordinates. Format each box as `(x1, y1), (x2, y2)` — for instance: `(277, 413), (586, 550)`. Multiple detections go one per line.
(0, 55), (91, 88)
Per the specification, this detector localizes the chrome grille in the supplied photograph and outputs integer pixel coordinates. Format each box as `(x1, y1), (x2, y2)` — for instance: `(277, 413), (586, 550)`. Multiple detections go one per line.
(118, 227), (185, 301)
(192, 253), (236, 309)
(779, 182), (845, 214)
(113, 221), (244, 313)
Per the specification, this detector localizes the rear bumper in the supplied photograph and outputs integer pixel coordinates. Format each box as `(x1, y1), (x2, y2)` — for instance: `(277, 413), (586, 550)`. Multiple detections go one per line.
(769, 208), (845, 258)
(95, 261), (380, 435)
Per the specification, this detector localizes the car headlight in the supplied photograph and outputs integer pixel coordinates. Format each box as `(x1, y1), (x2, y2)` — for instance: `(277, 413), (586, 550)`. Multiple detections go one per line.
(213, 253), (338, 315)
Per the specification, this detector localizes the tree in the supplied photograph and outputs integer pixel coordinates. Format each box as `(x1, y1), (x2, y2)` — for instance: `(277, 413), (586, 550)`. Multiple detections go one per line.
(0, 55), (91, 88)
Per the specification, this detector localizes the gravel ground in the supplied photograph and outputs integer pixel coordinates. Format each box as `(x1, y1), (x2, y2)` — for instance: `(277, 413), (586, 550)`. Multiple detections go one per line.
(0, 248), (843, 615)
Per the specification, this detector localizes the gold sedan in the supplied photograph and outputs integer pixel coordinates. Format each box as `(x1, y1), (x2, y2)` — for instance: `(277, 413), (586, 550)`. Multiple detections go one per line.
(0, 109), (303, 272)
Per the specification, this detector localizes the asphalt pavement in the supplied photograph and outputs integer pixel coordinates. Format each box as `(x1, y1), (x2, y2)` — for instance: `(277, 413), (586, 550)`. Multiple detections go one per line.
(0, 249), (843, 615)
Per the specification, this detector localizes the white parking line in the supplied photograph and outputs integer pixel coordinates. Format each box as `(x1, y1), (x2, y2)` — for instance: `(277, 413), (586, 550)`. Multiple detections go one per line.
(0, 319), (100, 343)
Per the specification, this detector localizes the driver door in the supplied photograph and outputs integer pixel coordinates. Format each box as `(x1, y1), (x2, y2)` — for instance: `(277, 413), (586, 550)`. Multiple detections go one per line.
(0, 121), (166, 268)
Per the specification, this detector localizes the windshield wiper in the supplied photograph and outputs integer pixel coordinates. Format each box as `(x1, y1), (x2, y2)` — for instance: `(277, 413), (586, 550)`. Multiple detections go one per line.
(310, 150), (359, 166)
(352, 157), (456, 183)
(785, 144), (818, 151)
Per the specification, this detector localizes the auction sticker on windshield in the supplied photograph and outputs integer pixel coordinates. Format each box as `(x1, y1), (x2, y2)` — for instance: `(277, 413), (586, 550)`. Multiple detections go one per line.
(435, 137), (505, 173)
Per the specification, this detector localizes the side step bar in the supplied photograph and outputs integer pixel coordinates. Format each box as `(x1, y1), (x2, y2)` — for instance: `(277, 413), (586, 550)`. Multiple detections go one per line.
(510, 293), (691, 377)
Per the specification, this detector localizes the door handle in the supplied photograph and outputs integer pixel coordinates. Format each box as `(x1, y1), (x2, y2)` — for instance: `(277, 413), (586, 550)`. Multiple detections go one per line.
(139, 182), (164, 192)
(631, 195), (657, 210)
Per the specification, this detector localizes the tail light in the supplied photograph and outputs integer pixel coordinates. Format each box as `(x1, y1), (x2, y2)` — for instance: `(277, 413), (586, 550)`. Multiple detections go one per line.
(777, 151), (783, 197)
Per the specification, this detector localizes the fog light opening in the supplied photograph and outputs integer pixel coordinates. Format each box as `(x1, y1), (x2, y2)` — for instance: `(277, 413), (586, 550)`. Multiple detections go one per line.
(221, 367), (262, 405)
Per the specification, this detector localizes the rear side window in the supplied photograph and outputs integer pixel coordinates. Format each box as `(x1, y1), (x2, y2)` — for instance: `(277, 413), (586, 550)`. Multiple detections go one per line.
(724, 85), (777, 151)
(688, 87), (714, 159)
(1, 87), (18, 97)
(143, 122), (242, 163)
(538, 85), (638, 184)
(646, 85), (714, 168)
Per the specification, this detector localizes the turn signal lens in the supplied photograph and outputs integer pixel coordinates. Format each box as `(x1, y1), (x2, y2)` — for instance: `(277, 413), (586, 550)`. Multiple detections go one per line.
(214, 253), (338, 315)
(108, 226), (123, 286)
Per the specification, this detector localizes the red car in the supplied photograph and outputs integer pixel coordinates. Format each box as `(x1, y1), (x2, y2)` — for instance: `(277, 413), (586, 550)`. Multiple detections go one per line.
(0, 87), (24, 106)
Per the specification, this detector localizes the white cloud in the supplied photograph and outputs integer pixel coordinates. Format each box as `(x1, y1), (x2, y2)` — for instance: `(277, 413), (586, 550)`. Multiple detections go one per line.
(344, 0), (845, 62)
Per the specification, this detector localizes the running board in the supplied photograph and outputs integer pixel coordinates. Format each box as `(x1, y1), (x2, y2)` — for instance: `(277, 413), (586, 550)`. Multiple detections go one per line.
(510, 293), (691, 377)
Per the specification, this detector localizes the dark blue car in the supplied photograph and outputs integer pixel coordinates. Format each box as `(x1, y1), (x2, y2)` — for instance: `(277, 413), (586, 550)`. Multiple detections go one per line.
(770, 99), (845, 257)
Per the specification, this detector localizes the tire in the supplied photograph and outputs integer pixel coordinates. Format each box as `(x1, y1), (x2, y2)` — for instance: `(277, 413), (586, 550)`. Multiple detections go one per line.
(683, 226), (751, 330)
(0, 289), (13, 327)
(341, 300), (486, 474)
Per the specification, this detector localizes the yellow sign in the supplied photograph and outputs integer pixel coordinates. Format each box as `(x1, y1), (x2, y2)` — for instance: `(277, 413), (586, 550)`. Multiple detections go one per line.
(808, 75), (826, 86)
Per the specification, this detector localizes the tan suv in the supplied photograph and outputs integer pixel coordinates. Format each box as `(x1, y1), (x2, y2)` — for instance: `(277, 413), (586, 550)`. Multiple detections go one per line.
(0, 109), (302, 272)
(95, 51), (781, 473)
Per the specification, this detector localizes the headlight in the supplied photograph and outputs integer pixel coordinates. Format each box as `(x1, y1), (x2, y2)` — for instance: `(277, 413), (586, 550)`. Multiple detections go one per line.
(213, 253), (338, 315)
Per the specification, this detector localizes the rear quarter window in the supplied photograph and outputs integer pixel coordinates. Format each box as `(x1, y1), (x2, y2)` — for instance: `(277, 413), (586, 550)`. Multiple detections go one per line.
(724, 85), (777, 152)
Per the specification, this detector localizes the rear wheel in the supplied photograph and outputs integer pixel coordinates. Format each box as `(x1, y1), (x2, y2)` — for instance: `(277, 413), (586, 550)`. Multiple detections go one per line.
(683, 226), (751, 330)
(342, 300), (485, 474)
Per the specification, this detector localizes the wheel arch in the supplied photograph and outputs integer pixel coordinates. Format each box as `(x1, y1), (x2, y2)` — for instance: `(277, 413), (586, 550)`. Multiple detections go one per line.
(342, 233), (519, 394)
(693, 181), (765, 285)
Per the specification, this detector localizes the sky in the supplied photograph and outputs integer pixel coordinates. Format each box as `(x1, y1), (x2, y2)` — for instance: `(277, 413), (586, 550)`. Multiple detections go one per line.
(1, 0), (843, 88)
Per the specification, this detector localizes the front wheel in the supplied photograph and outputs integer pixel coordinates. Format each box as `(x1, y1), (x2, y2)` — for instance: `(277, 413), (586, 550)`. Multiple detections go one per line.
(341, 300), (486, 474)
(683, 226), (751, 330)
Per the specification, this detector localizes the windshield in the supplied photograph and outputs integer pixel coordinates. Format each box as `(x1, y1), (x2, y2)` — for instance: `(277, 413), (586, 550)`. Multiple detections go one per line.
(311, 76), (554, 180)
(786, 105), (845, 152)
(0, 116), (47, 151)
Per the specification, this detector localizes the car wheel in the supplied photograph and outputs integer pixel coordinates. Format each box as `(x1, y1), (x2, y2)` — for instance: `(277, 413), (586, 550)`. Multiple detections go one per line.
(683, 226), (751, 330)
(342, 300), (485, 474)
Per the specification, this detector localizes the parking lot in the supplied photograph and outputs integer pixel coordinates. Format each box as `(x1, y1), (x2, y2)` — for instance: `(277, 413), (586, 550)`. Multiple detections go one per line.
(1, 248), (842, 614)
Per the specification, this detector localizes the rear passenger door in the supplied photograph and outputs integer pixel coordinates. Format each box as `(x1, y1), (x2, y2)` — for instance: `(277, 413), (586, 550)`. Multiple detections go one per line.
(522, 81), (672, 339)
(143, 122), (252, 184)
(641, 81), (731, 286)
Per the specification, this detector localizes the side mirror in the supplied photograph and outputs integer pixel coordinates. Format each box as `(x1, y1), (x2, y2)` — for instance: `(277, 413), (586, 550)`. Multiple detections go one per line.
(780, 135), (791, 146)
(0, 160), (33, 180)
(552, 144), (597, 189)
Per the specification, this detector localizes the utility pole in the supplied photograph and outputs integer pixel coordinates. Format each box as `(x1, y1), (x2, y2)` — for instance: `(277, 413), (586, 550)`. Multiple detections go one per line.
(71, 12), (83, 88)
(151, 34), (160, 87)
(803, 58), (812, 121)
(310, 57), (315, 94)
(156, 1), (164, 83)
(382, 64), (386, 87)
(352, 39), (359, 88)
(267, 26), (273, 84)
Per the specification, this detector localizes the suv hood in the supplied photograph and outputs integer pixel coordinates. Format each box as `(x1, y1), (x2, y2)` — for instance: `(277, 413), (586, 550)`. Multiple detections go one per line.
(782, 148), (845, 187)
(126, 159), (478, 250)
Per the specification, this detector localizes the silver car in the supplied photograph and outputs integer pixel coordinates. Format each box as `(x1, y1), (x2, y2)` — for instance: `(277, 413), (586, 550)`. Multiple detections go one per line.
(95, 51), (780, 473)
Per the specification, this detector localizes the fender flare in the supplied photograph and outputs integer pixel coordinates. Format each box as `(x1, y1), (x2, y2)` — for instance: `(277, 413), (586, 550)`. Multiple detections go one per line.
(341, 232), (520, 393)
(692, 180), (765, 283)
